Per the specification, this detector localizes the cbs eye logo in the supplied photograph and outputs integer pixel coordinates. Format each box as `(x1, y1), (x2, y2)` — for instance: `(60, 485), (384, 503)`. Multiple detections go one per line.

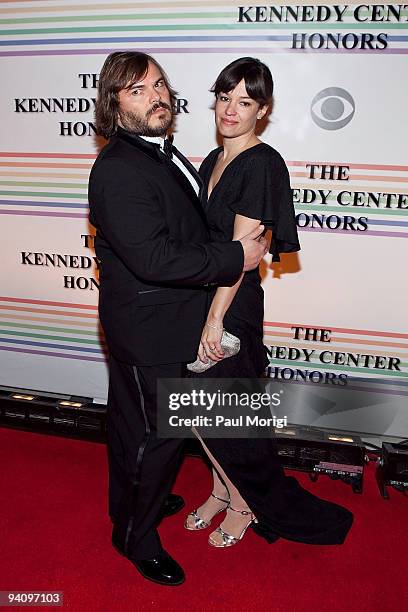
(311, 87), (355, 130)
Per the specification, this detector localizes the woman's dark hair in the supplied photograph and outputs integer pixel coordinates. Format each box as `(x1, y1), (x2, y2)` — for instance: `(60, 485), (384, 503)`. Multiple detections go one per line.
(95, 51), (177, 139)
(211, 57), (273, 106)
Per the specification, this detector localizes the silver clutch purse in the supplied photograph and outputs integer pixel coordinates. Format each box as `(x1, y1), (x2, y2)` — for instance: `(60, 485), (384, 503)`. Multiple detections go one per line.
(187, 330), (241, 373)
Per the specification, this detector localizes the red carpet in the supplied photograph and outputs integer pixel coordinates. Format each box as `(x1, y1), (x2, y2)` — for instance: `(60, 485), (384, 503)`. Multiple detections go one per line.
(0, 427), (407, 611)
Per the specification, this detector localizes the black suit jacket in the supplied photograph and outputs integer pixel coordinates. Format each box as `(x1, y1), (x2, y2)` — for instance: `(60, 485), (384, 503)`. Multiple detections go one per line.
(88, 128), (243, 365)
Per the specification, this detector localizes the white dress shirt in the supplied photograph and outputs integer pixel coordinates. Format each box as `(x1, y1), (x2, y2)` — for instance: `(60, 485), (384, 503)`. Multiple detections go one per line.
(141, 134), (200, 196)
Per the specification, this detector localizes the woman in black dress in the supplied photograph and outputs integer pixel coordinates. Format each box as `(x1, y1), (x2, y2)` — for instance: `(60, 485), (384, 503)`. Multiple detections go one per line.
(185, 57), (353, 548)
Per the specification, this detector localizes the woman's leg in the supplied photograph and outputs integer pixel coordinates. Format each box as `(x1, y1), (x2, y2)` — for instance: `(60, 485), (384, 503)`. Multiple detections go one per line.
(199, 438), (256, 544)
(184, 466), (229, 528)
(186, 429), (255, 541)
(185, 429), (229, 529)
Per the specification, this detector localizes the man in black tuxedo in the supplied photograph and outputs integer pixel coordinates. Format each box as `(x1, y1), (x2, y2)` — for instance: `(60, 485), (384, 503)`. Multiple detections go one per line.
(88, 51), (267, 586)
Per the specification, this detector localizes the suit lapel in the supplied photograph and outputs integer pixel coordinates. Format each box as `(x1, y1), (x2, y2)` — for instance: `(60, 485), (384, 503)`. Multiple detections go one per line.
(172, 147), (203, 196)
(115, 127), (163, 162)
(115, 127), (208, 228)
(165, 148), (208, 227)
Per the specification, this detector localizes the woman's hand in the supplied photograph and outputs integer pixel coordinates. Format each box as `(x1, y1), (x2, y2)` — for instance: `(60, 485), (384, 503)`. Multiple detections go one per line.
(195, 215), (259, 365)
(198, 319), (225, 363)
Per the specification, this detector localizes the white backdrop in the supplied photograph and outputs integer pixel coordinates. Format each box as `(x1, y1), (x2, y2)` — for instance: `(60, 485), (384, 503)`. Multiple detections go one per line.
(0, 1), (407, 435)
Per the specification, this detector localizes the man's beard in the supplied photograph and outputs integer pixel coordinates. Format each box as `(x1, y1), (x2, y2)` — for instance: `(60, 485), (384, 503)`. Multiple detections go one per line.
(119, 101), (173, 137)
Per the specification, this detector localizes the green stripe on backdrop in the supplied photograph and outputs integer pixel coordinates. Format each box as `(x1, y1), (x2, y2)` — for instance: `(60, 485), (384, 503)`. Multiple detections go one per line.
(1, 22), (408, 35)
(0, 321), (98, 335)
(0, 329), (101, 344)
(0, 181), (85, 189)
(295, 204), (408, 216)
(0, 13), (235, 25)
(0, 190), (87, 198)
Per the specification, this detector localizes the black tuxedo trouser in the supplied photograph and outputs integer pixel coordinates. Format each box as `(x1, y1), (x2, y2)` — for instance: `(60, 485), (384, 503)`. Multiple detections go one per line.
(107, 355), (185, 560)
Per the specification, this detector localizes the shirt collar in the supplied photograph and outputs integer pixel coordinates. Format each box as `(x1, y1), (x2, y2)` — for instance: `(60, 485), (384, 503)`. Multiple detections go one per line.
(139, 134), (165, 149)
(115, 127), (164, 162)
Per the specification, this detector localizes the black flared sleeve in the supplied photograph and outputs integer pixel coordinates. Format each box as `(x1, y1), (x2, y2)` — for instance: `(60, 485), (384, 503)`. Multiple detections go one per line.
(228, 147), (300, 262)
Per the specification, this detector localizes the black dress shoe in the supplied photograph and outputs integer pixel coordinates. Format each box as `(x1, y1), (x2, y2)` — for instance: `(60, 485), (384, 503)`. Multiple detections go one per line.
(112, 527), (185, 586)
(160, 493), (185, 518)
(132, 551), (185, 586)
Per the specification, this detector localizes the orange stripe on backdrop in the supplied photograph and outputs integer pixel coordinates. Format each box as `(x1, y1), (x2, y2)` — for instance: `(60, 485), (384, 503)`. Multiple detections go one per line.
(288, 162), (408, 172)
(0, 152), (202, 166)
(0, 305), (97, 318)
(263, 330), (408, 350)
(290, 172), (408, 183)
(292, 182), (408, 195)
(0, 313), (97, 327)
(0, 172), (90, 179)
(0, 153), (96, 159)
(263, 321), (408, 340)
(0, 162), (92, 169)
(0, 296), (97, 309)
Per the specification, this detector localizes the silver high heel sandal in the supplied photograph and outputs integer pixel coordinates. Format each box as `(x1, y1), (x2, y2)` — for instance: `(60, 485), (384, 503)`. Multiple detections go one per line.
(208, 506), (258, 547)
(184, 493), (230, 531)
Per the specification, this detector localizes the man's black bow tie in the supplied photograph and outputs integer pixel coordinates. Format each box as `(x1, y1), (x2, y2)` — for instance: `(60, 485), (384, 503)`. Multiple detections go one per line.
(162, 136), (174, 159)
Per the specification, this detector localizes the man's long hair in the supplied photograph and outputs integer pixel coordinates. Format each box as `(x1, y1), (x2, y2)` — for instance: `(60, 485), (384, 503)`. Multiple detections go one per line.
(95, 51), (177, 139)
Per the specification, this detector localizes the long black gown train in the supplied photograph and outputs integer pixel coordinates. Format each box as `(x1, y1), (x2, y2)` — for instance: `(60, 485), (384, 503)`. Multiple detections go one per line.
(190, 143), (353, 545)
